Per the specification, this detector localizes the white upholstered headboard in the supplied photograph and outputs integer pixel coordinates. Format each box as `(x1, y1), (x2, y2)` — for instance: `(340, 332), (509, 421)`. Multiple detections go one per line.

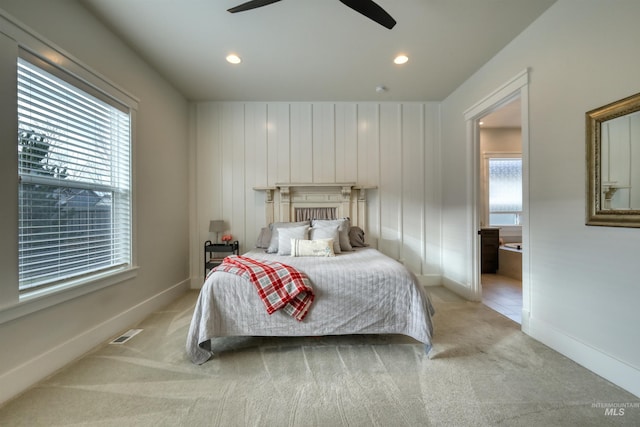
(253, 183), (374, 230)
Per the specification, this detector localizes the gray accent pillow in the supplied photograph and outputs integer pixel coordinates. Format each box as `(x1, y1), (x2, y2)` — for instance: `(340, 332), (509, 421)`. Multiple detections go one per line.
(348, 226), (368, 247)
(310, 225), (341, 254)
(267, 221), (311, 253)
(255, 227), (272, 248)
(311, 218), (352, 251)
(277, 226), (309, 256)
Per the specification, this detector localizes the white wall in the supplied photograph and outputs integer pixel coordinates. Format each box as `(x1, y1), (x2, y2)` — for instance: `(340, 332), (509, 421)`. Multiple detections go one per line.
(191, 102), (442, 287)
(480, 127), (521, 153)
(0, 0), (190, 403)
(440, 0), (640, 396)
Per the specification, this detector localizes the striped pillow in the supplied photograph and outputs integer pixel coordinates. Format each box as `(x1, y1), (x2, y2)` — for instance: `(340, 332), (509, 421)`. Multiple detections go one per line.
(290, 238), (335, 257)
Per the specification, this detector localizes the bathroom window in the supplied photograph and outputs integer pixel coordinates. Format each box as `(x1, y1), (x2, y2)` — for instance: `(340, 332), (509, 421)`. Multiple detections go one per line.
(488, 157), (522, 226)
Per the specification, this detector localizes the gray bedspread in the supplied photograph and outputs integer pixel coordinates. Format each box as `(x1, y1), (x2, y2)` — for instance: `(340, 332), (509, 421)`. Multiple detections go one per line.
(186, 247), (435, 364)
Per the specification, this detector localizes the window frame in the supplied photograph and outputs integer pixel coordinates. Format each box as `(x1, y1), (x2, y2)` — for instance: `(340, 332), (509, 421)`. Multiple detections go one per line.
(17, 53), (133, 293)
(0, 12), (139, 325)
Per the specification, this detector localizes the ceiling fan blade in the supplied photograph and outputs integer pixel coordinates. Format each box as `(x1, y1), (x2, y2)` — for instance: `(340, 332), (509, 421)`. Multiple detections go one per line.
(339, 0), (396, 29)
(228, 0), (282, 13)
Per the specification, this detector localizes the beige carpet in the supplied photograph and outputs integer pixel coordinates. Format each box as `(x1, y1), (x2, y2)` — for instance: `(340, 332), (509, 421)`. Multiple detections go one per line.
(0, 287), (638, 426)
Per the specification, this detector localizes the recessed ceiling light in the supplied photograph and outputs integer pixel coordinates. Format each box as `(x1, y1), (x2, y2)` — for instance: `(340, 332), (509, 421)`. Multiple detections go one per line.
(226, 54), (241, 64)
(394, 55), (409, 65)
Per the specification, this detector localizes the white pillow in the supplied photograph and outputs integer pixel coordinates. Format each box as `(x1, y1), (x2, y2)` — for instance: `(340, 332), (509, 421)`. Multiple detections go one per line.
(311, 218), (353, 251)
(309, 226), (341, 254)
(277, 226), (309, 255)
(291, 238), (335, 257)
(267, 221), (311, 253)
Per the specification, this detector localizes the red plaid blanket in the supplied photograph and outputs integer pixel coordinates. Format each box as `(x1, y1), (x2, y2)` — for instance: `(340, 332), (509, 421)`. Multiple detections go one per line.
(213, 255), (314, 321)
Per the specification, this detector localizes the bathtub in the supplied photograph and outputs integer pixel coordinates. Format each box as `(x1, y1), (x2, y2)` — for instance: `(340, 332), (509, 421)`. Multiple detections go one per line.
(504, 242), (522, 251)
(498, 243), (522, 280)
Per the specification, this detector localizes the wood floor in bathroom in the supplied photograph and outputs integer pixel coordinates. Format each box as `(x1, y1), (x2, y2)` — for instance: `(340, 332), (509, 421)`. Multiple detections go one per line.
(482, 273), (522, 324)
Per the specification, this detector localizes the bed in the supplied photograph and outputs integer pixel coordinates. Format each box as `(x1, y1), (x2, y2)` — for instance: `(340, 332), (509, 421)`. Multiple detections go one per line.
(186, 184), (435, 364)
(187, 246), (435, 364)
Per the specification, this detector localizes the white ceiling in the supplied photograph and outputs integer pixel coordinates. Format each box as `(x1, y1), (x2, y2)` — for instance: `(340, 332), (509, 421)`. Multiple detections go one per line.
(80, 0), (556, 102)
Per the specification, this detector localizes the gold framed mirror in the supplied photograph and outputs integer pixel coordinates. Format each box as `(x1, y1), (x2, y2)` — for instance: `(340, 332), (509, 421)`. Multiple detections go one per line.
(586, 92), (640, 227)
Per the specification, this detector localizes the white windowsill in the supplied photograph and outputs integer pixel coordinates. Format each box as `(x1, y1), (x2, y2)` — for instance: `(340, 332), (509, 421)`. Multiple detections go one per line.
(0, 266), (139, 325)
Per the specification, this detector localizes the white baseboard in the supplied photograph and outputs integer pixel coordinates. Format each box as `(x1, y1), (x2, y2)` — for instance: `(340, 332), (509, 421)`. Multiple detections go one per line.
(520, 308), (531, 334)
(529, 316), (640, 398)
(0, 279), (190, 405)
(417, 274), (442, 287)
(191, 276), (204, 289)
(441, 276), (478, 301)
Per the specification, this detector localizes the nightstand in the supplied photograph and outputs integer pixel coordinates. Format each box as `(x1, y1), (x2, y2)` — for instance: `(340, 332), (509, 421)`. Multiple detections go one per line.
(204, 240), (239, 277)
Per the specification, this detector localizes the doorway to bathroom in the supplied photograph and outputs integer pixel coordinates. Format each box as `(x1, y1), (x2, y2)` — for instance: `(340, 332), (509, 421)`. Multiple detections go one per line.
(478, 98), (523, 323)
(464, 69), (530, 329)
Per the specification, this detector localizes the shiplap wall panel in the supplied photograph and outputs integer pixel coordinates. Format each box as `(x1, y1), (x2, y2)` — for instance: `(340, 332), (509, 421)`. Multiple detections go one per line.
(401, 104), (425, 273)
(378, 104), (402, 260)
(244, 103), (268, 244)
(267, 103), (291, 187)
(290, 104), (313, 183)
(193, 101), (440, 280)
(312, 103), (336, 183)
(223, 104), (246, 245)
(196, 103), (221, 246)
(423, 103), (441, 276)
(357, 103), (380, 188)
(335, 103), (358, 183)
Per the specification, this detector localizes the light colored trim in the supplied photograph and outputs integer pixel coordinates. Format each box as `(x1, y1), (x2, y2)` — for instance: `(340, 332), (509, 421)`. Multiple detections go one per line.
(464, 69), (530, 304)
(0, 9), (139, 110)
(0, 10), (139, 318)
(253, 183), (376, 230)
(464, 69), (528, 120)
(417, 274), (442, 287)
(442, 276), (478, 301)
(519, 84), (531, 335)
(0, 279), (190, 405)
(0, 267), (138, 325)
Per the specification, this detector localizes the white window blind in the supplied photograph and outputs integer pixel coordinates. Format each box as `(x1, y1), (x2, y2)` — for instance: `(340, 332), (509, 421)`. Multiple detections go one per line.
(17, 53), (132, 292)
(489, 158), (522, 226)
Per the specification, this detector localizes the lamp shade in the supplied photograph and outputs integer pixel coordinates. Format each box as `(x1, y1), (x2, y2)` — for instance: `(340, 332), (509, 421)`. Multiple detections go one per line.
(209, 220), (225, 233)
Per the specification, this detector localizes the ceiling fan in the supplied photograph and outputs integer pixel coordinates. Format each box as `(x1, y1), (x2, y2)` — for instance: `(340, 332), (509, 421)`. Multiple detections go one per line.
(228, 0), (396, 29)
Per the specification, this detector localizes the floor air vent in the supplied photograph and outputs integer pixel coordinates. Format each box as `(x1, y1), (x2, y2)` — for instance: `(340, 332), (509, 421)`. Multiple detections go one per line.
(109, 329), (143, 345)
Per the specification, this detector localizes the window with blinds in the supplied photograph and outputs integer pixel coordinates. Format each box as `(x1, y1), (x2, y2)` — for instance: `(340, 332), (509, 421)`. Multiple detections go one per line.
(17, 54), (132, 292)
(488, 158), (522, 226)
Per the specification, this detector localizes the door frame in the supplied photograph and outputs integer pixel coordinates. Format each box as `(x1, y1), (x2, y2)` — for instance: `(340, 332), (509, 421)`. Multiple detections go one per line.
(463, 69), (531, 332)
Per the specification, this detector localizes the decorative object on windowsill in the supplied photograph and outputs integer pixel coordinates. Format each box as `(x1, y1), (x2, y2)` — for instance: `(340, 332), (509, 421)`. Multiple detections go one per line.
(221, 234), (233, 244)
(209, 220), (225, 243)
